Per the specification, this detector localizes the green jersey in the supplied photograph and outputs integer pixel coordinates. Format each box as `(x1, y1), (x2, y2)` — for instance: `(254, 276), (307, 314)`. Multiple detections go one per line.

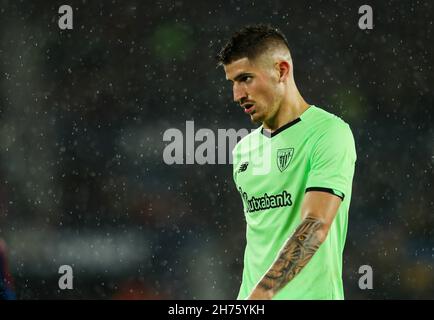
(232, 105), (357, 300)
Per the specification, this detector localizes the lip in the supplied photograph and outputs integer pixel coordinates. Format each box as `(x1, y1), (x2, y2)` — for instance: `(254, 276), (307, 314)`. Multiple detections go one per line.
(242, 103), (255, 114)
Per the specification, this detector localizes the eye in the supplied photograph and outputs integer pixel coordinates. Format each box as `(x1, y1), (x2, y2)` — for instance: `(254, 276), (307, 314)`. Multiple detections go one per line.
(298, 235), (306, 241)
(242, 75), (253, 83)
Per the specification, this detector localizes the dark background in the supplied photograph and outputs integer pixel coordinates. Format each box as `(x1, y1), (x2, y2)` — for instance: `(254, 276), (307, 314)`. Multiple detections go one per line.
(0, 0), (432, 299)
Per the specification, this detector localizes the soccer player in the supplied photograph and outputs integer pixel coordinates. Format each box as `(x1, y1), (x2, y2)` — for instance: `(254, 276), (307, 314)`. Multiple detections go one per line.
(216, 25), (357, 300)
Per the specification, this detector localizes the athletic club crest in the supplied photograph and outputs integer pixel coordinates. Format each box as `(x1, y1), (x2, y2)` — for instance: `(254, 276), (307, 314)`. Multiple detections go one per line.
(277, 148), (294, 172)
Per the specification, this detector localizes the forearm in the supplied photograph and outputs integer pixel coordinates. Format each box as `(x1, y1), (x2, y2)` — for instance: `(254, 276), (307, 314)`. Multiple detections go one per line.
(248, 216), (327, 299)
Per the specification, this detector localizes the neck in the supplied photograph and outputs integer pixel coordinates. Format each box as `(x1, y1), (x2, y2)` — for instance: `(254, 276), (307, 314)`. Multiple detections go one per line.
(263, 85), (309, 132)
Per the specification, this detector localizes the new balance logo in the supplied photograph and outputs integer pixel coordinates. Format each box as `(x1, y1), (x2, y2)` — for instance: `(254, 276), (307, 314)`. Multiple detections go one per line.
(238, 162), (249, 173)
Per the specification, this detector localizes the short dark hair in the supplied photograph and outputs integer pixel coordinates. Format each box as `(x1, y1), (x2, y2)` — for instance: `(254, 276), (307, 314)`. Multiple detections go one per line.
(216, 24), (290, 66)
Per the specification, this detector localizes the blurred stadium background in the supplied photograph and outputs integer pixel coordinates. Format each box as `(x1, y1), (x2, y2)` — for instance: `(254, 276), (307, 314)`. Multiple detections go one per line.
(0, 0), (432, 299)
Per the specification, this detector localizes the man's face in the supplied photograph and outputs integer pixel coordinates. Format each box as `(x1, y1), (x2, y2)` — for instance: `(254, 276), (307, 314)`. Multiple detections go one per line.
(224, 57), (282, 124)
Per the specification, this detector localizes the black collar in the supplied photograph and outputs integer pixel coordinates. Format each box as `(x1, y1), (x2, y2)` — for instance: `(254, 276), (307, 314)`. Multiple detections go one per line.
(261, 118), (301, 138)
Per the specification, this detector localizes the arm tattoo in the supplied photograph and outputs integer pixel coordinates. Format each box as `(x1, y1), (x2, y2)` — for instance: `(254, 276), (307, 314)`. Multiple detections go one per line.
(258, 216), (324, 293)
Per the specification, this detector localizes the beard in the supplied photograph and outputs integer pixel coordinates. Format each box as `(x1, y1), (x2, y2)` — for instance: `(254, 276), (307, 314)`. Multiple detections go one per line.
(249, 111), (263, 124)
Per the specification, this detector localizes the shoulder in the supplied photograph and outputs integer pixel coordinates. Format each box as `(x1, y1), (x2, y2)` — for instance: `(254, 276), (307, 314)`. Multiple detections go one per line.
(232, 126), (262, 155)
(305, 105), (354, 142)
(304, 106), (356, 161)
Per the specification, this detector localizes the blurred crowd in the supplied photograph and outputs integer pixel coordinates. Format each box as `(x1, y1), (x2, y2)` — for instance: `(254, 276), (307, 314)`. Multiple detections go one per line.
(0, 1), (432, 299)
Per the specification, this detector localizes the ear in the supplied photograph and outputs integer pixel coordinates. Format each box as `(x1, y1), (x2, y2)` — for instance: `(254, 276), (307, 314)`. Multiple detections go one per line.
(276, 60), (290, 82)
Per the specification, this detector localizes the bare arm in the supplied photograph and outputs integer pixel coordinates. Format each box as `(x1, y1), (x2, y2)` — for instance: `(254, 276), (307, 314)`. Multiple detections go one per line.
(247, 190), (342, 300)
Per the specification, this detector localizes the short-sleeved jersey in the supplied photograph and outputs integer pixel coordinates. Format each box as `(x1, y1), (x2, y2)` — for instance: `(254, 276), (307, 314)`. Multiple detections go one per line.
(232, 105), (357, 300)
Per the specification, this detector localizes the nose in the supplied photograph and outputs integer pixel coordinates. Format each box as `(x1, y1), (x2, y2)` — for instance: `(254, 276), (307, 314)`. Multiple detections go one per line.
(233, 82), (247, 104)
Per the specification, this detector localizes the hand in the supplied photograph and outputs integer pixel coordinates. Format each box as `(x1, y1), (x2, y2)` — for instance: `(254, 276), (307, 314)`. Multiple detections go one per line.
(246, 287), (273, 300)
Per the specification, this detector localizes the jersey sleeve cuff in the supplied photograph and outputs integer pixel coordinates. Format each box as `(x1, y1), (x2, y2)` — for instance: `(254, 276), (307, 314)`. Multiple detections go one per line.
(305, 187), (345, 201)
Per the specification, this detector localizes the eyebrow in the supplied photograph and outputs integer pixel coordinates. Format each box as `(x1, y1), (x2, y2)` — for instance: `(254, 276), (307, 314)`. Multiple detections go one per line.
(228, 72), (254, 82)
